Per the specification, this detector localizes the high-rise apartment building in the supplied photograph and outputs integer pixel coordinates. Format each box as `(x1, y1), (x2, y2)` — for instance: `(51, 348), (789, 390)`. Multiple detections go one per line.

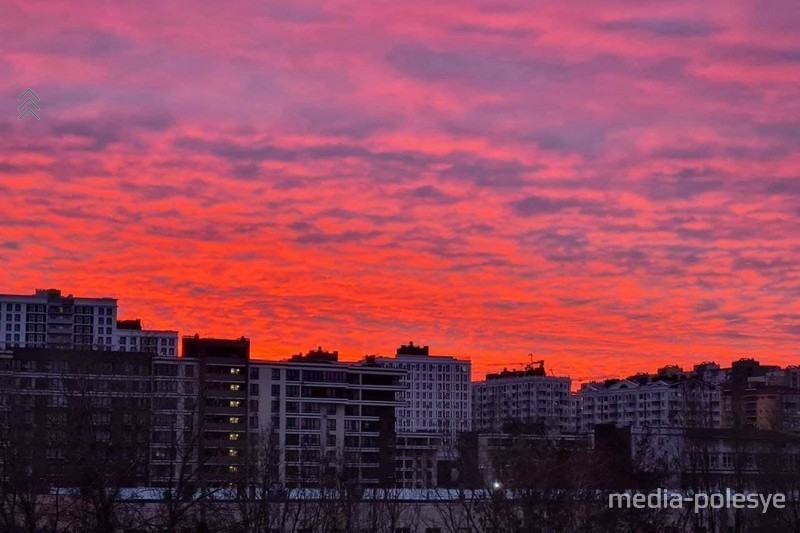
(0, 289), (117, 350)
(150, 352), (200, 487)
(472, 362), (575, 434)
(0, 289), (176, 355)
(373, 342), (471, 438)
(182, 335), (252, 488)
(251, 347), (404, 487)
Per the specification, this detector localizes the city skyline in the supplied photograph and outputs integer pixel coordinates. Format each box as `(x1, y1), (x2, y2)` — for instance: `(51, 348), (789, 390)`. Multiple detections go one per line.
(3, 0), (800, 383)
(1, 287), (794, 386)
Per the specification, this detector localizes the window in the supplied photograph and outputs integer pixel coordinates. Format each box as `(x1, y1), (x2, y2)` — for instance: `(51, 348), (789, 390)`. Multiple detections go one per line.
(228, 433), (240, 441)
(250, 383), (259, 396)
(230, 384), (241, 392)
(250, 367), (259, 379)
(230, 400), (241, 408)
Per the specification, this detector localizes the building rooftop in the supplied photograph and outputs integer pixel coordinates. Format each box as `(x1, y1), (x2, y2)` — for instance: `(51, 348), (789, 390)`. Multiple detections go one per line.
(396, 341), (429, 356)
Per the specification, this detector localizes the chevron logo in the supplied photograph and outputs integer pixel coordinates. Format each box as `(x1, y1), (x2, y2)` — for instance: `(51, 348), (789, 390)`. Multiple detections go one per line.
(18, 88), (40, 121)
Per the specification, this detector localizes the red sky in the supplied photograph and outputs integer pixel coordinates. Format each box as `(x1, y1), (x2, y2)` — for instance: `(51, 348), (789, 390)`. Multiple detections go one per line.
(1, 0), (799, 384)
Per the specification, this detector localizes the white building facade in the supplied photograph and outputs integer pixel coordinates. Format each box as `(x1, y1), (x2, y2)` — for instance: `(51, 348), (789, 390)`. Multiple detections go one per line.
(0, 289), (176, 355)
(578, 378), (721, 433)
(0, 289), (118, 350)
(472, 363), (575, 434)
(117, 319), (178, 356)
(373, 342), (472, 439)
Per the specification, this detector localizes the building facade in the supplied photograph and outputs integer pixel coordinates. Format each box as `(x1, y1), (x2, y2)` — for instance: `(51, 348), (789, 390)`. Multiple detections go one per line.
(472, 362), (574, 435)
(373, 342), (471, 438)
(0, 289), (117, 350)
(182, 335), (252, 488)
(578, 377), (721, 433)
(0, 347), (156, 488)
(251, 347), (404, 487)
(117, 319), (178, 357)
(0, 289), (177, 355)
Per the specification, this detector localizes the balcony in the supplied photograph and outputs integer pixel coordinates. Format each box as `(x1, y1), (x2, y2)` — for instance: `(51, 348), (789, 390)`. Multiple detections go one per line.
(205, 421), (247, 431)
(205, 405), (246, 416)
(47, 315), (73, 324)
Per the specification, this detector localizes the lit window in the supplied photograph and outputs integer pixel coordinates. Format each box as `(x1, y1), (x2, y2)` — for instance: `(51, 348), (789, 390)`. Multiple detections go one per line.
(228, 433), (240, 441)
(229, 400), (241, 408)
(229, 417), (240, 424)
(228, 449), (239, 457)
(228, 466), (239, 473)
(230, 384), (241, 392)
(230, 368), (241, 375)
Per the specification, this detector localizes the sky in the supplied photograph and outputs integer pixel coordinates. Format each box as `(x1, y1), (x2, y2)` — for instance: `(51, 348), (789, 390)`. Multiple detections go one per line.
(1, 0), (799, 383)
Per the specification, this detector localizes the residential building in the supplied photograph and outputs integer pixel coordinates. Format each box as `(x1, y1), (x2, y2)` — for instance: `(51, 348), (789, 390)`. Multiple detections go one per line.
(472, 361), (574, 435)
(251, 347), (404, 487)
(182, 335), (252, 488)
(117, 319), (178, 356)
(373, 342), (471, 439)
(149, 353), (200, 486)
(722, 385), (800, 432)
(0, 289), (178, 355)
(393, 433), (444, 488)
(0, 341), (200, 489)
(578, 377), (721, 433)
(372, 342), (471, 488)
(0, 347), (154, 487)
(0, 289), (117, 350)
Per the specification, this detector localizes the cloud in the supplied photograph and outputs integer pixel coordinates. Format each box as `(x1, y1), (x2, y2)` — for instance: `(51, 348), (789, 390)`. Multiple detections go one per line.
(1, 0), (799, 382)
(598, 18), (722, 37)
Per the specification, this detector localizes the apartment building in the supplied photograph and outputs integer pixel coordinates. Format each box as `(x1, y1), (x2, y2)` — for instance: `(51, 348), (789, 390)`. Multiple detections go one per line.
(371, 342), (471, 487)
(182, 335), (252, 488)
(0, 342), (201, 489)
(578, 377), (721, 433)
(472, 362), (575, 435)
(0, 289), (117, 350)
(0, 289), (177, 355)
(251, 347), (404, 487)
(149, 353), (200, 486)
(117, 319), (178, 357)
(373, 342), (471, 438)
(0, 347), (153, 487)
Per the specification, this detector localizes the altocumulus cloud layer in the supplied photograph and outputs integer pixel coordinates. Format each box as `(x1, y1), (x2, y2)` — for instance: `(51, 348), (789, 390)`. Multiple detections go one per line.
(1, 0), (799, 381)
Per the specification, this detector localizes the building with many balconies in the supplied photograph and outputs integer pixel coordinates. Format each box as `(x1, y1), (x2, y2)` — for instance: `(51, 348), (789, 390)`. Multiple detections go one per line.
(472, 362), (575, 435)
(251, 347), (404, 487)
